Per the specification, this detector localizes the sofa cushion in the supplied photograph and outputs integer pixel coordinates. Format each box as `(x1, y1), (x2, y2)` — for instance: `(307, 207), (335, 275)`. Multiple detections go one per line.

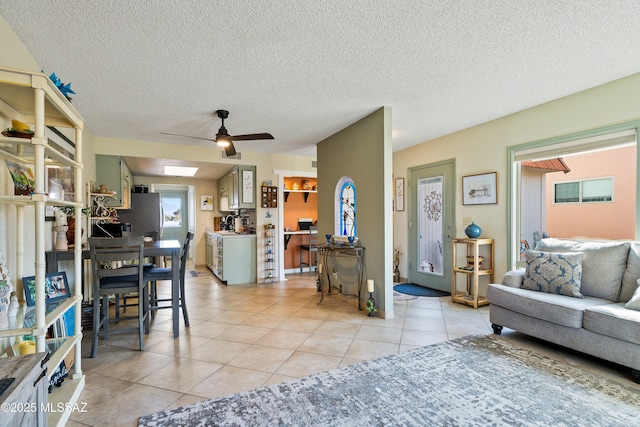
(522, 251), (584, 298)
(620, 242), (640, 303)
(625, 280), (640, 311)
(583, 303), (640, 346)
(535, 238), (629, 301)
(502, 269), (525, 288)
(487, 283), (610, 328)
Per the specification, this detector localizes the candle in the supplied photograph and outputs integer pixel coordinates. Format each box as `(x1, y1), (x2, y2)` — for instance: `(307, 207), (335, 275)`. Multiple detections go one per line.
(318, 263), (323, 273)
(20, 340), (36, 355)
(367, 279), (374, 293)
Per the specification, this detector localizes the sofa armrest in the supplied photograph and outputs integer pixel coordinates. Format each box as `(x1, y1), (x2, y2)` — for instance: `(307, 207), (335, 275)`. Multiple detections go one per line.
(502, 269), (525, 288)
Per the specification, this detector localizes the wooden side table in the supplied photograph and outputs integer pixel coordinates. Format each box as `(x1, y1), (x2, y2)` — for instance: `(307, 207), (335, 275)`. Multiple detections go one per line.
(452, 238), (494, 308)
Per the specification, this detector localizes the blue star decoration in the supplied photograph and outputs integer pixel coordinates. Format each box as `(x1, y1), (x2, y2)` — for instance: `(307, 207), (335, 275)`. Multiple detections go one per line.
(48, 72), (76, 101)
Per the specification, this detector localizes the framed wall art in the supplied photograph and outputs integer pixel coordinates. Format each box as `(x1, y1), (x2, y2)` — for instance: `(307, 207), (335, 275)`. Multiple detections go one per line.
(462, 172), (497, 205)
(200, 195), (214, 211)
(395, 178), (405, 211)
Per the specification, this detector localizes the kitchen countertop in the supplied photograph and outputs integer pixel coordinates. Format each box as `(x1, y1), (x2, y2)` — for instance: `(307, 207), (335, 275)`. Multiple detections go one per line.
(206, 229), (256, 238)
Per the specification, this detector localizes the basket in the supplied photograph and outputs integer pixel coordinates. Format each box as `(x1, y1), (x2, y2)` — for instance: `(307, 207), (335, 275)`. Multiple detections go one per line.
(466, 256), (484, 267)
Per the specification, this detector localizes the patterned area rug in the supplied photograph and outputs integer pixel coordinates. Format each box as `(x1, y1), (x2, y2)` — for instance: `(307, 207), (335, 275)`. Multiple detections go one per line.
(138, 336), (638, 426)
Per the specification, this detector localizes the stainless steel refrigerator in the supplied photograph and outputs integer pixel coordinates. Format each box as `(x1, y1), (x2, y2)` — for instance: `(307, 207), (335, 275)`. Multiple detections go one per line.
(115, 192), (163, 240)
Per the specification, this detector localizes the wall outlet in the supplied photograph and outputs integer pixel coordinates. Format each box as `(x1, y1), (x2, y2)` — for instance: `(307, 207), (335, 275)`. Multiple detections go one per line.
(463, 217), (473, 225)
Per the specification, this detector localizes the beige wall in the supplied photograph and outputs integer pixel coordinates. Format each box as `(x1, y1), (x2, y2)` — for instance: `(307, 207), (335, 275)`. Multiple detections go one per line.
(317, 107), (394, 315)
(394, 73), (640, 288)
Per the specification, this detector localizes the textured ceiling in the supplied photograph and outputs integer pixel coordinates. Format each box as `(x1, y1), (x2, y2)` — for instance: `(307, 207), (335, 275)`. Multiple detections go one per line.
(2, 1), (640, 168)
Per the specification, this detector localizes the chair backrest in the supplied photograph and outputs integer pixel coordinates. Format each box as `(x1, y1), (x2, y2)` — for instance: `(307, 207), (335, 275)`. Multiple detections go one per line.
(309, 226), (318, 246)
(179, 232), (195, 282)
(89, 236), (145, 286)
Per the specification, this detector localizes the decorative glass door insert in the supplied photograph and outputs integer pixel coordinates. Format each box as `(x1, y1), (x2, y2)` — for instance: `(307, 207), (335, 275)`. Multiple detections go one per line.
(417, 176), (444, 275)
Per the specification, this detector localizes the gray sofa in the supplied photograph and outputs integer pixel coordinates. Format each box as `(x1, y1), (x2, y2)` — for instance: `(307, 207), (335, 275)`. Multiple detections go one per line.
(487, 238), (640, 383)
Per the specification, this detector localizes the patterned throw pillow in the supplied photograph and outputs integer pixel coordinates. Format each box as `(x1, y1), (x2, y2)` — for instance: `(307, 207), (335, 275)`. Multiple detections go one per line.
(625, 279), (640, 311)
(522, 250), (584, 298)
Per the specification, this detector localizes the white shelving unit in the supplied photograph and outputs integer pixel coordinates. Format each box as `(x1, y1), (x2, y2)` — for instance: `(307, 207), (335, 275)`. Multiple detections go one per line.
(88, 182), (118, 237)
(0, 66), (85, 426)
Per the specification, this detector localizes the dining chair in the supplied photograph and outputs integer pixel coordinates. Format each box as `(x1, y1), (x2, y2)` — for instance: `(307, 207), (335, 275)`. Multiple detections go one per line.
(299, 226), (318, 275)
(144, 231), (193, 326)
(88, 236), (149, 358)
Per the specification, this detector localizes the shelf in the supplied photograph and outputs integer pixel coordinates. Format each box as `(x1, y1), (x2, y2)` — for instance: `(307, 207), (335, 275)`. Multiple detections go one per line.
(452, 293), (490, 307)
(0, 297), (79, 339)
(47, 375), (86, 427)
(0, 135), (81, 167)
(45, 335), (80, 381)
(453, 268), (494, 275)
(284, 189), (317, 203)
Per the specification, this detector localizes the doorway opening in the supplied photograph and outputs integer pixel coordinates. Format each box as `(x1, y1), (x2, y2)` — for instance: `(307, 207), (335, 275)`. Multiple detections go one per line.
(275, 170), (318, 280)
(510, 126), (638, 268)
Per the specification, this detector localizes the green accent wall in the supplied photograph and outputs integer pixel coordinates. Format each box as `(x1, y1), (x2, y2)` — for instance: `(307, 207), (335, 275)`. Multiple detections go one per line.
(317, 107), (394, 316)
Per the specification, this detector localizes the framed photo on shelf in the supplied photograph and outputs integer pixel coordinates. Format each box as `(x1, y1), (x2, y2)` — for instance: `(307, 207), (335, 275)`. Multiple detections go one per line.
(200, 195), (214, 211)
(462, 172), (497, 205)
(22, 271), (71, 307)
(395, 178), (404, 211)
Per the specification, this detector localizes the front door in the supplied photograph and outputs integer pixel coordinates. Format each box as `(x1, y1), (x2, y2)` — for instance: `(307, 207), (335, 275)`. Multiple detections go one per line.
(158, 190), (189, 241)
(408, 160), (455, 292)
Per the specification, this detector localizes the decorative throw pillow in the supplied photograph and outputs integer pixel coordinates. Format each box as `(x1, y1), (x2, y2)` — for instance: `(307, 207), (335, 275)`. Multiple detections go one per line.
(522, 250), (584, 298)
(625, 279), (640, 311)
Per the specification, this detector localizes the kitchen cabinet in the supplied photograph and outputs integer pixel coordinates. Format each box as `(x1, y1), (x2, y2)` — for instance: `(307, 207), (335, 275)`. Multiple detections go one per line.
(0, 66), (85, 426)
(218, 165), (256, 210)
(208, 232), (256, 284)
(95, 154), (131, 209)
(205, 232), (218, 274)
(218, 174), (230, 211)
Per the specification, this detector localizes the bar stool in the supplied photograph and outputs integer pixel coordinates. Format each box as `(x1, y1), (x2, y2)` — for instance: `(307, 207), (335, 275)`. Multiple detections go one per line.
(299, 226), (318, 275)
(144, 232), (193, 326)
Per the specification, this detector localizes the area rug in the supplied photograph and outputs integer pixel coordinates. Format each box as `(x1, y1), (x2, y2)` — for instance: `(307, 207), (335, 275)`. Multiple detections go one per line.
(393, 283), (450, 297)
(138, 335), (639, 426)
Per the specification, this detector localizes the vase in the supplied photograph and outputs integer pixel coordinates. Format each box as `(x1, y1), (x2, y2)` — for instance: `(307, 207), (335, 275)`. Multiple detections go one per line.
(66, 217), (84, 247)
(465, 221), (482, 238)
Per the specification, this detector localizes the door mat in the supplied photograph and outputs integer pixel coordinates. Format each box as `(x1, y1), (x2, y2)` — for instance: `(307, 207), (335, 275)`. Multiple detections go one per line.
(393, 283), (450, 297)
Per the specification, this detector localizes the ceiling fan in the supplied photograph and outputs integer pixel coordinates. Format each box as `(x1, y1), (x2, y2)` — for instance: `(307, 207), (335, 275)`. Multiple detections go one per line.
(161, 109), (274, 157)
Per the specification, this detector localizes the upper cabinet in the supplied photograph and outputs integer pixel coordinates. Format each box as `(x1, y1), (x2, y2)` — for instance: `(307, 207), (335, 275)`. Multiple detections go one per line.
(95, 155), (131, 209)
(219, 165), (256, 211)
(231, 165), (256, 209)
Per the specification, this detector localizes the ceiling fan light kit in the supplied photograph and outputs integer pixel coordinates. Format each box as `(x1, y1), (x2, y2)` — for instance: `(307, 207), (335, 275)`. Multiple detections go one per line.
(160, 109), (274, 158)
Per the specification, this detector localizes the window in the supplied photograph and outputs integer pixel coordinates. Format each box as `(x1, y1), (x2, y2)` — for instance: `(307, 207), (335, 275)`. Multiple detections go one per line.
(554, 178), (613, 203)
(334, 176), (356, 236)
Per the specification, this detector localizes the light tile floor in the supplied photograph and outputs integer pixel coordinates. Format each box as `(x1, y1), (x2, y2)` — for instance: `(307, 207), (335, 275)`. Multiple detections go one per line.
(68, 266), (638, 426)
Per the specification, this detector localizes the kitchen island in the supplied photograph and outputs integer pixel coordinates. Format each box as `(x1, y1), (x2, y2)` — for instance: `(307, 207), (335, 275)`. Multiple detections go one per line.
(205, 230), (256, 285)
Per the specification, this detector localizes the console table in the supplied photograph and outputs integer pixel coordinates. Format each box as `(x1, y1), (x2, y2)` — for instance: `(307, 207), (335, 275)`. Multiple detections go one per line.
(317, 245), (366, 310)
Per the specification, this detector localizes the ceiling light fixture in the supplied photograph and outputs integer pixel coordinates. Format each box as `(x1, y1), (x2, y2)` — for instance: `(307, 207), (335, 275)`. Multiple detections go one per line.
(164, 165), (198, 177)
(215, 128), (231, 147)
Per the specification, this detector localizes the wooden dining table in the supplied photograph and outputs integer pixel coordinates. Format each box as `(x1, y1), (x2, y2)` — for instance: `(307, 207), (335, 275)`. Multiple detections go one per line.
(45, 239), (183, 338)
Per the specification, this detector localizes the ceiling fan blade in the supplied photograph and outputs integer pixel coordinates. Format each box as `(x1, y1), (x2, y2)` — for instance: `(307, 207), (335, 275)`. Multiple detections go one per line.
(161, 132), (215, 142)
(230, 133), (274, 141)
(224, 142), (237, 157)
